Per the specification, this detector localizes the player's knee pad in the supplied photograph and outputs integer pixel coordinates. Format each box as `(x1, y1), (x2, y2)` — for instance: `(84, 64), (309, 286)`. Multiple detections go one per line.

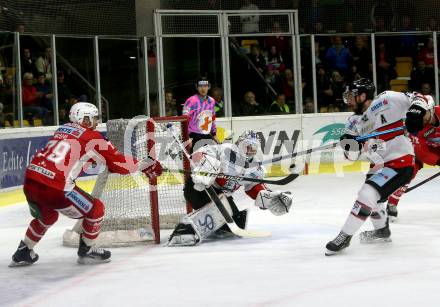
(40, 211), (59, 226)
(84, 198), (104, 220)
(357, 183), (381, 209)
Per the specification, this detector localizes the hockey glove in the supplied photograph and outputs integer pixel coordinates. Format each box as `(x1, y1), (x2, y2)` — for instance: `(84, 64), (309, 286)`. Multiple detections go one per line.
(139, 157), (163, 179)
(191, 146), (221, 191)
(405, 104), (426, 134)
(255, 190), (293, 216)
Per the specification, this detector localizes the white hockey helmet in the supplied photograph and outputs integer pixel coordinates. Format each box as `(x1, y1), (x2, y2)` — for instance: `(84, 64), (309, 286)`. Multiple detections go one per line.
(410, 93), (435, 114)
(69, 102), (99, 127)
(235, 130), (260, 161)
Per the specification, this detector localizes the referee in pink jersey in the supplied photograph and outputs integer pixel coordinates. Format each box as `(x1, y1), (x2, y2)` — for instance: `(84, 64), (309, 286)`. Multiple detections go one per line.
(182, 77), (219, 152)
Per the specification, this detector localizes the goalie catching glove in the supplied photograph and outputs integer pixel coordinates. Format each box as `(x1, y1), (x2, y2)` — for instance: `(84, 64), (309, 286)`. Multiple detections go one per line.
(138, 156), (163, 179)
(255, 190), (293, 216)
(190, 146), (222, 191)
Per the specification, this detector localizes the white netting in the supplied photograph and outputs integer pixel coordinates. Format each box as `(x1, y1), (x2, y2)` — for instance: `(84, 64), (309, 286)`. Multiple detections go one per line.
(63, 117), (189, 247)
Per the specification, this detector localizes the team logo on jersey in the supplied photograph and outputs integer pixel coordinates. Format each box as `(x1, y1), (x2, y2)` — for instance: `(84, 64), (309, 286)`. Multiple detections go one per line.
(197, 110), (213, 134)
(56, 125), (85, 138)
(370, 99), (389, 112)
(28, 163), (56, 179)
(65, 190), (92, 213)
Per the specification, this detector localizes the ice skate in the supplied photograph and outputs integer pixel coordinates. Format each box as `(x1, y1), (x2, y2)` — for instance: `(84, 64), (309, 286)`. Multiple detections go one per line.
(9, 241), (39, 267)
(359, 220), (392, 243)
(77, 236), (111, 264)
(325, 232), (352, 256)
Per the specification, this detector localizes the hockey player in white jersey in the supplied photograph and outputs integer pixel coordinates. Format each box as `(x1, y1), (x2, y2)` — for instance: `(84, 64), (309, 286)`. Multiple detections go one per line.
(167, 130), (293, 246)
(326, 78), (415, 255)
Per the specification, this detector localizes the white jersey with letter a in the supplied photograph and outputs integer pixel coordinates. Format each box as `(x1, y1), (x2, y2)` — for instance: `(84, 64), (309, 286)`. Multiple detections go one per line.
(355, 91), (414, 167)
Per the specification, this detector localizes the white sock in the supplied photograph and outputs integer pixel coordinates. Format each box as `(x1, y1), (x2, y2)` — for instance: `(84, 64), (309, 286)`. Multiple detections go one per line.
(24, 236), (38, 250)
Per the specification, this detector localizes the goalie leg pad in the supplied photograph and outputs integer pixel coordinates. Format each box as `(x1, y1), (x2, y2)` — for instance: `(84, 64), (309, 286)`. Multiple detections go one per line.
(168, 196), (229, 246)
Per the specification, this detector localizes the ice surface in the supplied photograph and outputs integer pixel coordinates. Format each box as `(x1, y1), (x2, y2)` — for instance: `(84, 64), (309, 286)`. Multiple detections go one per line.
(1, 169), (440, 307)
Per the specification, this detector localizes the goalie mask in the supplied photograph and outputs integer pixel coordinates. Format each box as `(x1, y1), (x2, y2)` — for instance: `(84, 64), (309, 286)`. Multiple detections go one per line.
(235, 130), (260, 161)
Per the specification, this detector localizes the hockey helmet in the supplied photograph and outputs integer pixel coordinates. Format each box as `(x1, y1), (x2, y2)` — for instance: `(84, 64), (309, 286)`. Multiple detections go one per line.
(235, 130), (260, 161)
(69, 102), (99, 127)
(343, 78), (376, 104)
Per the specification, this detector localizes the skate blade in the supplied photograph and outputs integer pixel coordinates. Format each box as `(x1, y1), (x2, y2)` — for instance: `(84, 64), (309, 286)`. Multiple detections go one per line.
(8, 260), (34, 267)
(77, 257), (111, 265)
(359, 237), (392, 244)
(325, 249), (338, 256)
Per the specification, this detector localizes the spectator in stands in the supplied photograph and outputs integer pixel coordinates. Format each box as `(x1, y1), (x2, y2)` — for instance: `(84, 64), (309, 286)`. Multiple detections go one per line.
(410, 60), (434, 91)
(59, 95), (79, 124)
(0, 102), (4, 127)
(376, 40), (397, 93)
(165, 90), (177, 116)
(370, 0), (394, 31)
(34, 72), (53, 111)
(316, 64), (333, 109)
(325, 36), (352, 75)
(347, 64), (362, 83)
(425, 18), (438, 31)
(264, 21), (289, 58)
(15, 23), (25, 33)
(237, 91), (263, 116)
(22, 72), (47, 124)
(327, 104), (341, 113)
(248, 44), (267, 106)
(266, 45), (285, 73)
(265, 64), (283, 95)
(303, 97), (315, 113)
(57, 70), (72, 106)
(282, 68), (294, 104)
(35, 47), (52, 81)
(240, 0), (259, 33)
(249, 44), (266, 73)
(21, 48), (35, 75)
(211, 87), (224, 117)
(269, 93), (290, 114)
(420, 82), (433, 96)
(329, 70), (346, 108)
(0, 74), (14, 114)
(417, 38), (435, 69)
(397, 15), (417, 57)
(351, 36), (371, 77)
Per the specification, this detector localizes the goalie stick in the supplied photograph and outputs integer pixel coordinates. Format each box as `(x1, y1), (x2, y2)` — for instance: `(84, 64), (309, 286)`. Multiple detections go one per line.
(165, 125), (271, 238)
(161, 167), (299, 185)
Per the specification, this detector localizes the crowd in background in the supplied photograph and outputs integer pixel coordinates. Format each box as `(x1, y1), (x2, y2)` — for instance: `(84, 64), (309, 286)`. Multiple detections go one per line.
(1, 0), (440, 126)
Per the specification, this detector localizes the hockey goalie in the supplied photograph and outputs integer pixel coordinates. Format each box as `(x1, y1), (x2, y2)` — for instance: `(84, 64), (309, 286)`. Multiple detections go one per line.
(167, 130), (293, 246)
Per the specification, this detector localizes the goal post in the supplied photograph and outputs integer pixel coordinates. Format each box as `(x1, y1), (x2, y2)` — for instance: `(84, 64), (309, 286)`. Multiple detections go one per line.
(63, 115), (191, 247)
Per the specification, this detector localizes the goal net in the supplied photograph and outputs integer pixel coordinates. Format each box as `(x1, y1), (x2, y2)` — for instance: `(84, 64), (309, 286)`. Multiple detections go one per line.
(63, 116), (191, 247)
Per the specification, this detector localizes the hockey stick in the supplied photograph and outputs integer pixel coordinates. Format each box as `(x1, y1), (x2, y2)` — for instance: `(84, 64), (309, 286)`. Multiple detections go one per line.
(405, 169), (440, 193)
(165, 125), (271, 238)
(161, 167), (299, 185)
(258, 126), (406, 166)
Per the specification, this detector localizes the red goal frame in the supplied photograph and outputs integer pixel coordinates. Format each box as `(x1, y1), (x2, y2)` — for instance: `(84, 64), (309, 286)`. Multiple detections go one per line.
(147, 115), (192, 244)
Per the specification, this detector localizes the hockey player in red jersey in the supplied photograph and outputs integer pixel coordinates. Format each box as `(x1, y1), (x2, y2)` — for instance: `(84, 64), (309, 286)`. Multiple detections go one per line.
(385, 94), (437, 220)
(9, 102), (162, 266)
(326, 79), (415, 255)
